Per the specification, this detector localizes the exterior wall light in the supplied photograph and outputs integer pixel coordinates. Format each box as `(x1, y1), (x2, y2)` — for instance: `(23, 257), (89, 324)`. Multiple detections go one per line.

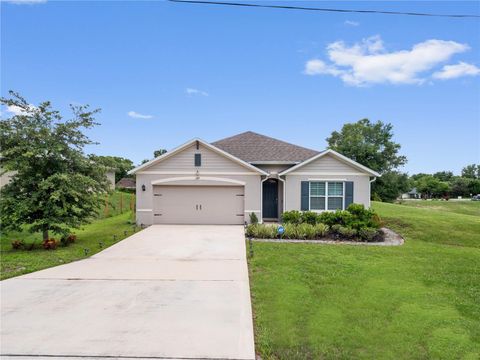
(142, 184), (146, 191)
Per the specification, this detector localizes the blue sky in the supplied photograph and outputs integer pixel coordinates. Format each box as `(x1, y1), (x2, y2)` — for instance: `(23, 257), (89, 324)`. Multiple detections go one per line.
(1, 0), (479, 174)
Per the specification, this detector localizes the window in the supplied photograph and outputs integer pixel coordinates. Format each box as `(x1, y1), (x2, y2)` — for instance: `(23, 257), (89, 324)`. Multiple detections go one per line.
(194, 153), (201, 167)
(309, 182), (325, 210)
(309, 181), (344, 211)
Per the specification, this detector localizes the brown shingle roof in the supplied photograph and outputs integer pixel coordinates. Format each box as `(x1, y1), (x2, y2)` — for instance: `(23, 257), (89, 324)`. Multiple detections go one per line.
(116, 177), (136, 189)
(212, 131), (319, 163)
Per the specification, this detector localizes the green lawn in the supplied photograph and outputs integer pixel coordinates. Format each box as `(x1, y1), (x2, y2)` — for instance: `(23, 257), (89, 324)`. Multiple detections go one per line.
(1, 211), (138, 280)
(396, 199), (480, 217)
(249, 201), (480, 359)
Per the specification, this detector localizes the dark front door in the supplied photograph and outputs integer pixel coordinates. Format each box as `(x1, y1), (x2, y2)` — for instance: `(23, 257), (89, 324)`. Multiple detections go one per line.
(263, 179), (278, 219)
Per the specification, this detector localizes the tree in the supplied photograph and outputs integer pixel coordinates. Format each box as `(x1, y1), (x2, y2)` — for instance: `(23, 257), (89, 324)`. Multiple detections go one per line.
(461, 164), (479, 179)
(90, 155), (134, 182)
(468, 179), (480, 195)
(415, 175), (450, 199)
(371, 171), (411, 202)
(0, 91), (110, 241)
(327, 119), (407, 174)
(433, 171), (454, 182)
(153, 149), (167, 158)
(449, 177), (470, 197)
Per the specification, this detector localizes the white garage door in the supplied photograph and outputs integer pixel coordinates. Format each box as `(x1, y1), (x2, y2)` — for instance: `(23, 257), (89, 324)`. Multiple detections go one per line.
(153, 185), (245, 225)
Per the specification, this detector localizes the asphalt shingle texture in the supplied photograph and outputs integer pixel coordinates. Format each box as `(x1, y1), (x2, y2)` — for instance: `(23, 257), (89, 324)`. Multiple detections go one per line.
(212, 131), (319, 163)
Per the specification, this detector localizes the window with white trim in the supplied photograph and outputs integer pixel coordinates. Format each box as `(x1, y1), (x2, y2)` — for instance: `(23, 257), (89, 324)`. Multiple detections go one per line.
(309, 181), (344, 211)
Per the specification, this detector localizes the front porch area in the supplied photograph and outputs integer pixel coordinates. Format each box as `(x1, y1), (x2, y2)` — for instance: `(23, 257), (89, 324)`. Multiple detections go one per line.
(262, 178), (284, 222)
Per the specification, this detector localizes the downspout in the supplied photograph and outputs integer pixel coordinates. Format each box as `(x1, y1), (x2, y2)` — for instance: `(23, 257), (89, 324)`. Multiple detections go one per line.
(369, 176), (377, 208)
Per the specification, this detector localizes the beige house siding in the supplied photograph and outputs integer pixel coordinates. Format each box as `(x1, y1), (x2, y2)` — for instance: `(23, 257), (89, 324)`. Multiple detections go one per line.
(146, 143), (252, 173)
(106, 170), (116, 190)
(284, 154), (373, 210)
(134, 142), (262, 225)
(292, 153), (366, 174)
(285, 174), (371, 210)
(0, 170), (15, 189)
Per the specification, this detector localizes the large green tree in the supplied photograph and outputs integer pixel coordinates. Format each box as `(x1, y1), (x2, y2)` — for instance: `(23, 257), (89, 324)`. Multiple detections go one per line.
(371, 171), (411, 202)
(461, 164), (479, 179)
(0, 91), (110, 240)
(327, 119), (407, 202)
(415, 175), (450, 199)
(326, 118), (407, 174)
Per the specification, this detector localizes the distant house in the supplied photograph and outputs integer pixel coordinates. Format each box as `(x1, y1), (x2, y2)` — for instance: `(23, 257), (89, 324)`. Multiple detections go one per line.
(106, 169), (116, 190)
(401, 188), (421, 199)
(116, 177), (136, 190)
(0, 169), (15, 189)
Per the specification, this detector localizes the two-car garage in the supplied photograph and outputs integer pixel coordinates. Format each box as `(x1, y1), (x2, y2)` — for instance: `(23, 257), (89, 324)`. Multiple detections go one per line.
(152, 185), (245, 225)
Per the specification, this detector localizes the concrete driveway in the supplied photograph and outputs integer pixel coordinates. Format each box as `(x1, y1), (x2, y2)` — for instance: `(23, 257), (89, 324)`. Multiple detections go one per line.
(1, 225), (255, 360)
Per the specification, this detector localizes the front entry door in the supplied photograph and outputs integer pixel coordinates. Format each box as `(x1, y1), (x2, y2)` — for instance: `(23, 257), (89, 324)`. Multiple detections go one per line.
(262, 179), (278, 219)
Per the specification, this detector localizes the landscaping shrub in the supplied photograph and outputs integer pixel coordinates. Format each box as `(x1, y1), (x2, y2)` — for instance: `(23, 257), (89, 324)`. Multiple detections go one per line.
(301, 211), (318, 225)
(281, 210), (302, 224)
(42, 238), (58, 250)
(246, 224), (278, 238)
(245, 204), (384, 242)
(11, 239), (25, 250)
(318, 210), (353, 227)
(335, 225), (357, 240)
(296, 223), (316, 239)
(283, 223), (298, 239)
(358, 227), (382, 242)
(314, 223), (329, 238)
(245, 224), (256, 237)
(249, 212), (259, 225)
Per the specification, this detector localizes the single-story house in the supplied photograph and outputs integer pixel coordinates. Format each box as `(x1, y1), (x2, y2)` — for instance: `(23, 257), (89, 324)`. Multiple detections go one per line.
(401, 187), (421, 199)
(129, 131), (380, 225)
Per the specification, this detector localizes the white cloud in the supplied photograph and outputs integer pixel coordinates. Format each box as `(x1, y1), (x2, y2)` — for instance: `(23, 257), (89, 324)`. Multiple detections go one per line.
(186, 88), (209, 96)
(344, 20), (359, 27)
(2, 0), (47, 4)
(433, 61), (480, 80)
(7, 105), (26, 115)
(5, 104), (37, 115)
(127, 111), (153, 119)
(304, 35), (471, 86)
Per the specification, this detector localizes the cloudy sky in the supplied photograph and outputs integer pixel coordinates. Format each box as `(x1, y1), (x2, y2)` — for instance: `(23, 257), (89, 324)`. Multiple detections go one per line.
(1, 0), (479, 174)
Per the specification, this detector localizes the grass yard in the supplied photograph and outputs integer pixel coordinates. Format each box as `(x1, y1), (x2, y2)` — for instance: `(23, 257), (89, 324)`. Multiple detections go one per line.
(396, 199), (480, 217)
(0, 211), (138, 280)
(249, 201), (480, 359)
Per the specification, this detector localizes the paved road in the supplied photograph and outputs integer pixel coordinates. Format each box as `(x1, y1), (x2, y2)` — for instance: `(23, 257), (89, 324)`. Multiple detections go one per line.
(1, 225), (255, 360)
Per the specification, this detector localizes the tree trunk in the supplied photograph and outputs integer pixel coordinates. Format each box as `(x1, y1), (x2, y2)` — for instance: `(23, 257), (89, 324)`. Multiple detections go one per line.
(43, 229), (49, 241)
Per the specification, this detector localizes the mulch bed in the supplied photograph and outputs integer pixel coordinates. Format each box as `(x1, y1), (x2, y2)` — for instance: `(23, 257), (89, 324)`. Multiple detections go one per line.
(250, 227), (404, 246)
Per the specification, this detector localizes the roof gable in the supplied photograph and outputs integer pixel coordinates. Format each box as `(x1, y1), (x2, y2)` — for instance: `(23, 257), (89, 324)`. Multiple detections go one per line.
(279, 149), (380, 177)
(128, 138), (267, 175)
(212, 131), (319, 163)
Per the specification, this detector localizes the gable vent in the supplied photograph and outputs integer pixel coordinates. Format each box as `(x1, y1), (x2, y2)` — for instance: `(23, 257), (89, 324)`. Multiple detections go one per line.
(194, 153), (201, 167)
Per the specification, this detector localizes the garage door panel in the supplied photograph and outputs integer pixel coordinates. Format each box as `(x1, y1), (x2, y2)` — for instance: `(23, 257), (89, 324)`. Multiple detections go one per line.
(153, 186), (244, 225)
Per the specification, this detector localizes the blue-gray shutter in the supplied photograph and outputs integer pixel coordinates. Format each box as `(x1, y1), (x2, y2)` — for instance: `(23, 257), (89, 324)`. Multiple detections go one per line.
(301, 181), (309, 211)
(344, 181), (354, 209)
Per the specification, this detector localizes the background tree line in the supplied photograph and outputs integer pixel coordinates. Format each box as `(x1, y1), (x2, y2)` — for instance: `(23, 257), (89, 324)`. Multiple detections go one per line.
(326, 118), (479, 202)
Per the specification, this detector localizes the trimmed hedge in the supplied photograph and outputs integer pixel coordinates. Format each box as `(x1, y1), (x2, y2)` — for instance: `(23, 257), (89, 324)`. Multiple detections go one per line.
(246, 204), (384, 242)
